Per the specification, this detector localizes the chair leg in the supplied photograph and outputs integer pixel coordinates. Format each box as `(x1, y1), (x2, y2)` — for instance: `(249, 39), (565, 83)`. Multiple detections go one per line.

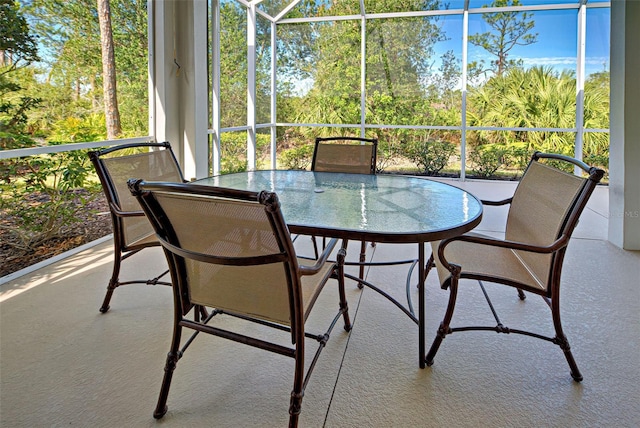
(311, 236), (319, 259)
(288, 333), (305, 427)
(357, 240), (367, 288)
(288, 391), (302, 428)
(100, 248), (122, 313)
(550, 298), (583, 382)
(153, 325), (183, 419)
(425, 277), (458, 366)
(517, 288), (526, 300)
(336, 244), (352, 331)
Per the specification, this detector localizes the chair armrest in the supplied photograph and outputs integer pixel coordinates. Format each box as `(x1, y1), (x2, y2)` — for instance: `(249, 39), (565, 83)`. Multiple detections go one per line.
(109, 202), (146, 218)
(437, 233), (570, 273)
(481, 197), (512, 206)
(298, 237), (339, 276)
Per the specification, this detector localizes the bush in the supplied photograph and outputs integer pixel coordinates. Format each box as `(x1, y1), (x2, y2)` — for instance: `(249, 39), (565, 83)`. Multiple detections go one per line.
(218, 133), (272, 173)
(280, 145), (313, 170)
(0, 145), (100, 250)
(469, 144), (510, 178)
(584, 151), (609, 170)
(505, 142), (532, 174)
(404, 140), (455, 175)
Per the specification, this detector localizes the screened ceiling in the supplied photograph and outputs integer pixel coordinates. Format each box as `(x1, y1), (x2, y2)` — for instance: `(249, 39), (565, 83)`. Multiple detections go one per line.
(243, 0), (595, 21)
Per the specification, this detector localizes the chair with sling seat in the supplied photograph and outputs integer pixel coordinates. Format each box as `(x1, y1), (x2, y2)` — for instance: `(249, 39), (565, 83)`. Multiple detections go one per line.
(425, 152), (604, 381)
(310, 136), (378, 283)
(88, 141), (184, 313)
(128, 179), (352, 427)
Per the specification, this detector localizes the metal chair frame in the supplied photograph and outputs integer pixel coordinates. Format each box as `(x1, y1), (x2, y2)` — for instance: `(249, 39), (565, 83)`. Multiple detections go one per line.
(88, 141), (182, 312)
(129, 180), (352, 427)
(425, 152), (605, 382)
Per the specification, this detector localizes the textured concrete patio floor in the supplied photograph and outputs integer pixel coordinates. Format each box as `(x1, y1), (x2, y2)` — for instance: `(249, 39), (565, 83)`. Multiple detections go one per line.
(1, 180), (639, 427)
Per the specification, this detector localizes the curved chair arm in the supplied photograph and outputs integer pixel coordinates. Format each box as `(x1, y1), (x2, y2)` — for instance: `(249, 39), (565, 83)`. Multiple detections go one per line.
(481, 197), (513, 206)
(298, 238), (340, 276)
(109, 202), (146, 218)
(437, 233), (571, 275)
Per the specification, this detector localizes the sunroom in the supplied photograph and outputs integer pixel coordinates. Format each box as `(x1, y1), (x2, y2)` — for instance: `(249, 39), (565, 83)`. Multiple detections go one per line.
(1, 1), (639, 426)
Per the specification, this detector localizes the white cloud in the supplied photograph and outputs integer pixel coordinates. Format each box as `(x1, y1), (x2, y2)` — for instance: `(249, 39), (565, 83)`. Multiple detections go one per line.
(521, 57), (575, 66)
(520, 56), (609, 67)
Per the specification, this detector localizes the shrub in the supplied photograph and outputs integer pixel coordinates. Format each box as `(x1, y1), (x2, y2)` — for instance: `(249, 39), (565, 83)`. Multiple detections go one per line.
(218, 133), (272, 173)
(0, 144), (100, 250)
(404, 140), (456, 175)
(280, 145), (313, 170)
(584, 151), (609, 170)
(469, 144), (510, 178)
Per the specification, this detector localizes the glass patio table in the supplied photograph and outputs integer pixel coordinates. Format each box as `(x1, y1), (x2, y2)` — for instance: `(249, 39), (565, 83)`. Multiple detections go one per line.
(198, 170), (483, 367)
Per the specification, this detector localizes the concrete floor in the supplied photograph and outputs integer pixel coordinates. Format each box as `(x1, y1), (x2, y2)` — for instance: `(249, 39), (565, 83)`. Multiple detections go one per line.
(1, 180), (639, 427)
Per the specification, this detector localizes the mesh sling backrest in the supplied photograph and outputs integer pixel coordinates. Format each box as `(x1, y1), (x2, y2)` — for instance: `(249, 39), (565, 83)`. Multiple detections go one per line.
(505, 160), (586, 289)
(102, 150), (183, 247)
(313, 140), (376, 174)
(152, 191), (295, 326)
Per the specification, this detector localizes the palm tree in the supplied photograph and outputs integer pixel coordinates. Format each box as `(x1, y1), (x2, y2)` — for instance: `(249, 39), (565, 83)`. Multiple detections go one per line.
(467, 66), (608, 162)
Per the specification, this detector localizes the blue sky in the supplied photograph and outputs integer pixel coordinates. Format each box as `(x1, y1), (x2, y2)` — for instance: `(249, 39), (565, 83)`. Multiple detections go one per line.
(435, 5), (610, 78)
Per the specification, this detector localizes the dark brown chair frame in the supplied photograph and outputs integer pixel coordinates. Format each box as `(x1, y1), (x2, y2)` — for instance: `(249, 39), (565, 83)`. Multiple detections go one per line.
(310, 136), (378, 283)
(128, 180), (352, 427)
(311, 136), (378, 174)
(425, 152), (604, 382)
(89, 141), (183, 313)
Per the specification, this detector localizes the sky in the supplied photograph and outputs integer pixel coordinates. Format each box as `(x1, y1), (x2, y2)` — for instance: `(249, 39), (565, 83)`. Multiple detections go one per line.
(436, 4), (610, 78)
(283, 3), (611, 95)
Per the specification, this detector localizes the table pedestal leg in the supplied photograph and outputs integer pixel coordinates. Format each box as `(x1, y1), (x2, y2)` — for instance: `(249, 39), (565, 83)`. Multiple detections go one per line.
(418, 242), (426, 368)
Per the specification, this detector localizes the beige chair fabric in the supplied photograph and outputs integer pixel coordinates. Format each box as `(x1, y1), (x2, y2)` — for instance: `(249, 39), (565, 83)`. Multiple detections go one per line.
(102, 149), (183, 247)
(153, 191), (333, 325)
(425, 152), (605, 382)
(505, 161), (584, 288)
(310, 137), (378, 282)
(89, 141), (183, 313)
(433, 161), (585, 291)
(432, 232), (544, 290)
(312, 136), (378, 174)
(313, 143), (376, 174)
(129, 181), (351, 426)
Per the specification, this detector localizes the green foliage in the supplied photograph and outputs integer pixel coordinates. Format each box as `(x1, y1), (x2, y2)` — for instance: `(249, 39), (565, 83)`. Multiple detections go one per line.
(0, 1), (41, 143)
(584, 150), (609, 170)
(375, 133), (404, 173)
(49, 114), (106, 143)
(469, 144), (510, 178)
(217, 133), (272, 174)
(280, 145), (313, 170)
(404, 140), (455, 175)
(506, 142), (531, 172)
(468, 0), (537, 78)
(467, 65), (609, 174)
(219, 133), (248, 174)
(24, 0), (148, 139)
(0, 0), (40, 71)
(7, 1), (611, 182)
(0, 146), (100, 249)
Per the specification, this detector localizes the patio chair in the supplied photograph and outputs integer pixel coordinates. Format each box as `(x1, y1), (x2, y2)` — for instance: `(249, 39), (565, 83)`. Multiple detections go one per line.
(425, 152), (604, 382)
(128, 180), (352, 427)
(310, 136), (378, 283)
(88, 141), (184, 313)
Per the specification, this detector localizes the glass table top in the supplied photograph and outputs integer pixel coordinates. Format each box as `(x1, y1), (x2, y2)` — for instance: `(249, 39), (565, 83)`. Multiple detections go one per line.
(199, 170), (483, 243)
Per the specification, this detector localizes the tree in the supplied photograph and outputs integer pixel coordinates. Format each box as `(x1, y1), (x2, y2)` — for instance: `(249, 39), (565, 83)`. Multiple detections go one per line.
(467, 66), (609, 168)
(294, 1), (446, 126)
(0, 0), (39, 71)
(97, 0), (121, 139)
(469, 0), (538, 78)
(0, 0), (40, 150)
(25, 0), (147, 139)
